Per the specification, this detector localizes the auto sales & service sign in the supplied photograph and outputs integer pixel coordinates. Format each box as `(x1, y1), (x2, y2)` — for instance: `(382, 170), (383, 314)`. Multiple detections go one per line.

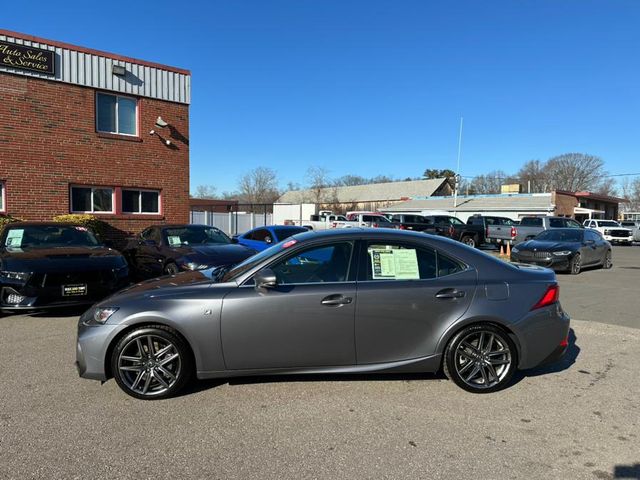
(0, 40), (55, 75)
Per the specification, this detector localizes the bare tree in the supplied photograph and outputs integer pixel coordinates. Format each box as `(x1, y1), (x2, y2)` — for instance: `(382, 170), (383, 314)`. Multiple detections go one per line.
(192, 185), (218, 199)
(543, 153), (606, 192)
(517, 160), (548, 193)
(333, 174), (368, 186)
(237, 167), (280, 204)
(621, 177), (640, 211)
(468, 170), (512, 194)
(594, 177), (618, 197)
(306, 166), (331, 204)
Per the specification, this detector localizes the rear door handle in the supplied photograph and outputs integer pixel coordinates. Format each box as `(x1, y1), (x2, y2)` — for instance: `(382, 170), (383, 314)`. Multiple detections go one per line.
(435, 289), (466, 299)
(321, 294), (353, 306)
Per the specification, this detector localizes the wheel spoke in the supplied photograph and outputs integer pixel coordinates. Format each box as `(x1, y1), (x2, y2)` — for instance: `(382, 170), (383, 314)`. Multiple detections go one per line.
(120, 365), (144, 372)
(142, 371), (153, 394)
(131, 370), (145, 390)
(153, 369), (170, 388)
(484, 334), (494, 353)
(457, 350), (475, 362)
(461, 341), (479, 354)
(458, 359), (475, 374)
(147, 336), (155, 356)
(489, 358), (510, 366)
(136, 338), (145, 356)
(154, 344), (172, 359)
(465, 364), (481, 382)
(480, 365), (489, 385)
(121, 355), (142, 362)
(485, 362), (498, 382)
(156, 365), (176, 381)
(478, 332), (485, 353)
(160, 353), (179, 366)
(487, 349), (508, 356)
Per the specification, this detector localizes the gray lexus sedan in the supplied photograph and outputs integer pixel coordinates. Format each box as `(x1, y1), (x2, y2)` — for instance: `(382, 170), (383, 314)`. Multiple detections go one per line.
(76, 229), (570, 399)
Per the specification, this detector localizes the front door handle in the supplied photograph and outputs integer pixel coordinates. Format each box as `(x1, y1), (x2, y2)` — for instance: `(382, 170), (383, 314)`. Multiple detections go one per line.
(435, 289), (466, 299)
(321, 294), (353, 306)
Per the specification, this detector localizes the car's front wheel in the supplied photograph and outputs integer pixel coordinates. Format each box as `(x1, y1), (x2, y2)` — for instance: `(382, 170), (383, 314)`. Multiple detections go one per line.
(111, 326), (193, 400)
(443, 324), (517, 393)
(603, 250), (613, 269)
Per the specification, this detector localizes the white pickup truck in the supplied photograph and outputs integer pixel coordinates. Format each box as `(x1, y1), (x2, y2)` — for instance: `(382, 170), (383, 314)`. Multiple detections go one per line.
(284, 211), (348, 230)
(583, 219), (634, 245)
(332, 212), (397, 229)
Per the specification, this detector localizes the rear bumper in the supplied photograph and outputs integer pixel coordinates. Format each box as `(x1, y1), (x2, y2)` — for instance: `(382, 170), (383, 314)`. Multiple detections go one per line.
(514, 304), (571, 369)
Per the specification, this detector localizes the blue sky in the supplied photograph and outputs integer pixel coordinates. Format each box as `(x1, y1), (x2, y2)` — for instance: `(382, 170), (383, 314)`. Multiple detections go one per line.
(6, 0), (640, 193)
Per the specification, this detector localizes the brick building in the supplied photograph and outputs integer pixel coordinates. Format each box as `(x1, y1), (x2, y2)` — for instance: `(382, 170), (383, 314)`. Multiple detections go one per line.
(0, 29), (190, 244)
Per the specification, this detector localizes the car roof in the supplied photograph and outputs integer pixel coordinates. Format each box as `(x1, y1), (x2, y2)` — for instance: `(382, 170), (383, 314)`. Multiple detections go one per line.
(3, 222), (84, 228)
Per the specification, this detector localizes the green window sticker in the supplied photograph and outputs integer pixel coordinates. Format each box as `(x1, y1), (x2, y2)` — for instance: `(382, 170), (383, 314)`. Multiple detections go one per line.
(5, 229), (24, 247)
(369, 248), (420, 280)
(167, 236), (182, 246)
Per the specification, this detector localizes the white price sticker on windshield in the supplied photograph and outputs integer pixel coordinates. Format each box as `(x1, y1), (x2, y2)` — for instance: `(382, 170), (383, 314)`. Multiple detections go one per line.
(167, 236), (182, 246)
(5, 229), (24, 247)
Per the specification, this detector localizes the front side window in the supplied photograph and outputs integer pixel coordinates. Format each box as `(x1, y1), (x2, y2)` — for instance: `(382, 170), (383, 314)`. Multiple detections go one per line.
(96, 93), (137, 136)
(70, 186), (113, 213)
(248, 229), (271, 242)
(163, 226), (230, 246)
(122, 190), (160, 214)
(365, 242), (464, 281)
(270, 242), (354, 284)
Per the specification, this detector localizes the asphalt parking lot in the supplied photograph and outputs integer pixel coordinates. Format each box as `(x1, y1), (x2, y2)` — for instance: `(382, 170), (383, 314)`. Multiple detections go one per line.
(1, 246), (639, 479)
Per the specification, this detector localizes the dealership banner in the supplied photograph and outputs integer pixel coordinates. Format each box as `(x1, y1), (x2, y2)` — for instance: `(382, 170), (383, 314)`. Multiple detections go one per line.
(0, 40), (55, 75)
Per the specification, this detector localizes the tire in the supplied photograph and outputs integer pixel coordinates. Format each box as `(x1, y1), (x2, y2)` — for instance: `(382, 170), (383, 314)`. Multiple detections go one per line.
(569, 253), (581, 275)
(164, 262), (179, 275)
(443, 324), (517, 393)
(461, 235), (477, 248)
(111, 325), (194, 400)
(602, 250), (613, 269)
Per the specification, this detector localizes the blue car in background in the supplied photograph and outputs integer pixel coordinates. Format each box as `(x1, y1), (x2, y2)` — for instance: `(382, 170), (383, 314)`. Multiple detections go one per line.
(233, 225), (309, 252)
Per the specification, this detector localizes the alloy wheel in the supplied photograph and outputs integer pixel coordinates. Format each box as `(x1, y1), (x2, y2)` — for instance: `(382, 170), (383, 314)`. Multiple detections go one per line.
(117, 334), (182, 397)
(453, 330), (512, 390)
(604, 251), (612, 269)
(571, 254), (581, 274)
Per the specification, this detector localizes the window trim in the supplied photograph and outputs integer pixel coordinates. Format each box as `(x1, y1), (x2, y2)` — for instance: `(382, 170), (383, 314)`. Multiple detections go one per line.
(0, 180), (6, 213)
(121, 188), (161, 215)
(69, 185), (115, 214)
(95, 92), (139, 137)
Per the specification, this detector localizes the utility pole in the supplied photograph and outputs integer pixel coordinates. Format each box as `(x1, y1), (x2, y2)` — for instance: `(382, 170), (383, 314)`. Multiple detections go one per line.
(453, 117), (464, 210)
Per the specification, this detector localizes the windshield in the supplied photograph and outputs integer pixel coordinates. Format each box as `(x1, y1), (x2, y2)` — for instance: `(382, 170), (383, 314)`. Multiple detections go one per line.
(535, 229), (583, 242)
(3, 225), (100, 248)
(221, 242), (284, 282)
(163, 226), (230, 246)
(597, 221), (620, 227)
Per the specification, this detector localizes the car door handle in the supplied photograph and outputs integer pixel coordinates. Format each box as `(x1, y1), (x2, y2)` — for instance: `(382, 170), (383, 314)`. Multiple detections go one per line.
(435, 289), (466, 299)
(321, 295), (353, 306)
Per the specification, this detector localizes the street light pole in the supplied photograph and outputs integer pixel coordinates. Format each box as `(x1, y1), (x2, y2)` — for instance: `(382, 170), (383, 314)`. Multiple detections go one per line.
(453, 117), (464, 210)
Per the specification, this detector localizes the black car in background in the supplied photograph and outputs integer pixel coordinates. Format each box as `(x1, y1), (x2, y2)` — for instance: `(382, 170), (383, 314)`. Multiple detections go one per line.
(0, 223), (129, 313)
(510, 228), (612, 275)
(421, 215), (487, 248)
(388, 214), (434, 231)
(123, 224), (256, 279)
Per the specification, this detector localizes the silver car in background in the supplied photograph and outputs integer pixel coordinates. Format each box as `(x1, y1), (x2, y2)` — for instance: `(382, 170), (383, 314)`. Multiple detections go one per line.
(76, 229), (570, 399)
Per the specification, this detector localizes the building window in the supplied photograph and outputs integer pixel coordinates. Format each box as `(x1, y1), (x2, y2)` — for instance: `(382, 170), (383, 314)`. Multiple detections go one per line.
(122, 189), (160, 214)
(70, 186), (114, 213)
(0, 181), (5, 213)
(96, 93), (137, 136)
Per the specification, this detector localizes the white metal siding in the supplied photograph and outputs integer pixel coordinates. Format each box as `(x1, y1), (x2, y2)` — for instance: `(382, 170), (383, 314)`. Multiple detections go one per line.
(0, 34), (190, 104)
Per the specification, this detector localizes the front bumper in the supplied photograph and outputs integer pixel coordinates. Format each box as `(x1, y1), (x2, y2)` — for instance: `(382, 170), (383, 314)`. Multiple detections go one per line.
(76, 315), (127, 381)
(603, 235), (633, 243)
(510, 254), (571, 271)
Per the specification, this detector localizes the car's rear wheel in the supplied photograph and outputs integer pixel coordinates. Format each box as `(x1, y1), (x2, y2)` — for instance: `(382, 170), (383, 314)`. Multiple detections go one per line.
(603, 250), (613, 269)
(111, 326), (193, 400)
(443, 324), (517, 393)
(461, 235), (477, 248)
(569, 253), (581, 275)
(164, 262), (179, 275)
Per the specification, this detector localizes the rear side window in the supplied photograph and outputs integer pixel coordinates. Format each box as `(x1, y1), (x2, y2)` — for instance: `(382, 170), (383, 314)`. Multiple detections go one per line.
(565, 219), (582, 228)
(520, 217), (542, 227)
(549, 218), (564, 228)
(247, 229), (271, 242)
(364, 242), (465, 281)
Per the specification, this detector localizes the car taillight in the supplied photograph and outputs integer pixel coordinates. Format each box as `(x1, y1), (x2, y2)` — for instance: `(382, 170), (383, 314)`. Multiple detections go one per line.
(373, 223), (379, 228)
(448, 225), (455, 236)
(511, 226), (517, 238)
(399, 225), (406, 230)
(531, 284), (559, 310)
(332, 222), (337, 228)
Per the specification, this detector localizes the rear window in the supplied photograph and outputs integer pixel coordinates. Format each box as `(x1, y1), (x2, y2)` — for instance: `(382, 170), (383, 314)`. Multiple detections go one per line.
(520, 217), (542, 227)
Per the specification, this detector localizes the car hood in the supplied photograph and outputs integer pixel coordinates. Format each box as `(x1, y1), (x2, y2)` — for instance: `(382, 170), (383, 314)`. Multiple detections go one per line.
(0, 246), (126, 272)
(172, 244), (255, 264)
(516, 240), (581, 252)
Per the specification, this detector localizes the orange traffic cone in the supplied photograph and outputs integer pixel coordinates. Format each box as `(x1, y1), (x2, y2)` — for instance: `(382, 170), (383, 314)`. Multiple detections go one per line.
(499, 244), (505, 256)
(506, 242), (511, 257)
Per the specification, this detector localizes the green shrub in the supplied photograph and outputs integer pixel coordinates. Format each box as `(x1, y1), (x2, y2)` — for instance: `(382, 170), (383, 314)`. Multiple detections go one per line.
(52, 214), (108, 238)
(0, 214), (20, 235)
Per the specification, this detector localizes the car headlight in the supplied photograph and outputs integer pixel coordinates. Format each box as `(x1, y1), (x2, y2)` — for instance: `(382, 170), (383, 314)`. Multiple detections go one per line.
(552, 251), (572, 256)
(93, 307), (119, 324)
(184, 262), (210, 271)
(511, 247), (519, 253)
(0, 270), (31, 282)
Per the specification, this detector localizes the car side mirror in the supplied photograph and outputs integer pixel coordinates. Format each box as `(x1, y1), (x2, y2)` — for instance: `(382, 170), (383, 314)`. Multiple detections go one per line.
(254, 268), (277, 289)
